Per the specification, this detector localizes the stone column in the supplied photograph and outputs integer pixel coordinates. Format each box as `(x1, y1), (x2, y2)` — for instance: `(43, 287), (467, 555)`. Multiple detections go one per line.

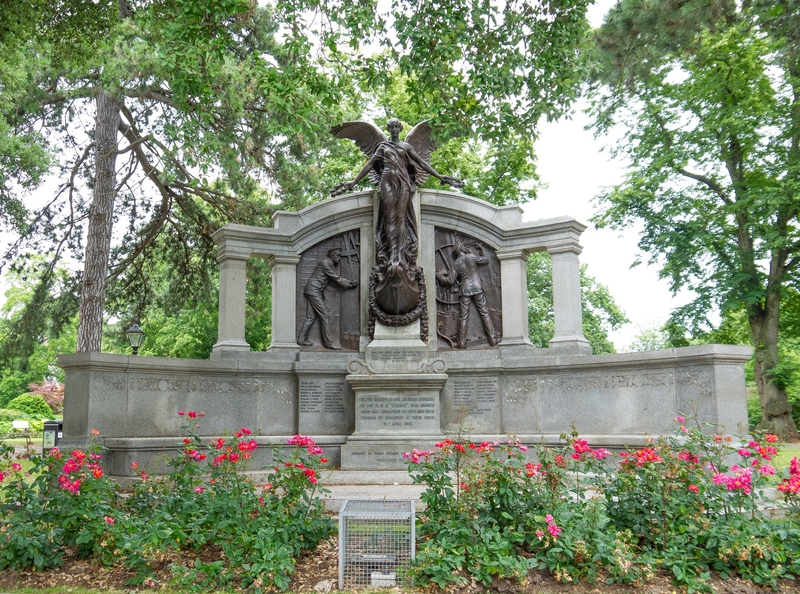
(212, 247), (251, 356)
(496, 249), (530, 345)
(267, 254), (301, 350)
(548, 246), (592, 354)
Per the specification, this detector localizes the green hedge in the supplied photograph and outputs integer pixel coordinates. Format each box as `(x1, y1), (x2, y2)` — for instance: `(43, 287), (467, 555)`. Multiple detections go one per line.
(6, 394), (53, 418)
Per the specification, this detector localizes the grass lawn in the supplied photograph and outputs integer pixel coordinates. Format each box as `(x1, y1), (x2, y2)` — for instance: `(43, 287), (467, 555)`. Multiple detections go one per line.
(775, 443), (800, 471)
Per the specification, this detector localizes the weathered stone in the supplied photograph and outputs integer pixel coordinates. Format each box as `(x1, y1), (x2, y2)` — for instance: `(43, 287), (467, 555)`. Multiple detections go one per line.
(59, 189), (753, 478)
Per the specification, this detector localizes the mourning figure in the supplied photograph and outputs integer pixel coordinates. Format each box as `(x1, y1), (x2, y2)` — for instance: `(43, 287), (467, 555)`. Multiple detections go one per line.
(330, 119), (464, 333)
(436, 241), (501, 349)
(298, 248), (358, 350)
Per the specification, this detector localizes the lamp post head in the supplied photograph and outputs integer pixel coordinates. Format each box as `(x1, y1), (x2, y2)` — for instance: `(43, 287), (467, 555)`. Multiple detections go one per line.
(126, 319), (145, 356)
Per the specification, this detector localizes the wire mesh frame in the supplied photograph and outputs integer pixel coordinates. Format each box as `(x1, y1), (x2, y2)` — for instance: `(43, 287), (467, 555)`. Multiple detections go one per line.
(338, 499), (416, 589)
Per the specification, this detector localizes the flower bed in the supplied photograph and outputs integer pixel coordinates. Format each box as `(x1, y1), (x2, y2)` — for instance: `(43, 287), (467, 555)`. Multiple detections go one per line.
(405, 418), (800, 593)
(4, 411), (800, 593)
(0, 412), (333, 592)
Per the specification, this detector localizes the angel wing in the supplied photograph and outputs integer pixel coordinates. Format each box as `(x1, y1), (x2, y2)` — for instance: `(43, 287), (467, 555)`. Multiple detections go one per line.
(403, 121), (436, 187)
(405, 120), (464, 187)
(331, 121), (386, 186)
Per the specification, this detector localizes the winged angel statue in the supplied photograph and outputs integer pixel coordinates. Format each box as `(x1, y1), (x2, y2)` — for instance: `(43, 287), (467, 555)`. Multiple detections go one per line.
(330, 118), (465, 330)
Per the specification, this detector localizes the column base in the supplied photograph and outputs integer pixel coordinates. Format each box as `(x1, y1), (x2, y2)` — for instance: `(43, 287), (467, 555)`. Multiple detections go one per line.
(210, 339), (251, 359)
(547, 335), (592, 355)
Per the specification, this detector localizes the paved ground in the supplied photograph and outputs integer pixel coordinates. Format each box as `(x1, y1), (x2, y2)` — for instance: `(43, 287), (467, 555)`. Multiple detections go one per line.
(278, 470), (426, 511)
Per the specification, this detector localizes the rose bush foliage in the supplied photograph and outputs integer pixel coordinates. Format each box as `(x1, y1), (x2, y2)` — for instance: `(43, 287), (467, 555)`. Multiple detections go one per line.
(406, 419), (800, 593)
(0, 413), (332, 592)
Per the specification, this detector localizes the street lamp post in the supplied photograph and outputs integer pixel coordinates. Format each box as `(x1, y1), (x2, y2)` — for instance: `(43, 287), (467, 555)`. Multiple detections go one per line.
(126, 320), (145, 356)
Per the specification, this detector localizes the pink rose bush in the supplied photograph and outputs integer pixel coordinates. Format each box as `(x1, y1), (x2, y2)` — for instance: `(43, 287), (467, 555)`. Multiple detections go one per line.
(0, 412), (332, 592)
(779, 456), (800, 513)
(404, 419), (800, 592)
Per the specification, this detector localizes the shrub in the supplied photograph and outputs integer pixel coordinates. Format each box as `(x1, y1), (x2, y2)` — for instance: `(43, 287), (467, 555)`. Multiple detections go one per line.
(0, 438), (116, 569)
(405, 436), (637, 588)
(406, 419), (800, 592)
(0, 414), (333, 593)
(0, 408), (26, 423)
(6, 394), (53, 419)
(113, 413), (332, 592)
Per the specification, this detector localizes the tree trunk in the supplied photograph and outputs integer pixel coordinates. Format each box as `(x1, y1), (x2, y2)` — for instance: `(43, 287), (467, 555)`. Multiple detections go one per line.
(749, 288), (800, 440)
(76, 89), (123, 353)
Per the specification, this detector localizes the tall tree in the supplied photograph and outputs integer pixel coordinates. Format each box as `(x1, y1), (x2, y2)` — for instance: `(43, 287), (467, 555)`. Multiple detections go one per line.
(590, 0), (800, 438)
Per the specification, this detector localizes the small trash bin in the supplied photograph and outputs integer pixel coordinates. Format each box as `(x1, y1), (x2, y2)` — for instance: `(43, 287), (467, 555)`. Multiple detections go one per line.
(43, 420), (63, 450)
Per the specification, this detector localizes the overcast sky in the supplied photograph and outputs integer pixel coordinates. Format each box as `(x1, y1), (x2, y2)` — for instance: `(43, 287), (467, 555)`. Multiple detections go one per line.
(525, 0), (695, 351)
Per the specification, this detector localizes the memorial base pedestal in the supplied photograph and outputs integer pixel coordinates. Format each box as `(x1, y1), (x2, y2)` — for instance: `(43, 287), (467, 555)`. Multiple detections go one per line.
(341, 436), (441, 470)
(342, 321), (447, 470)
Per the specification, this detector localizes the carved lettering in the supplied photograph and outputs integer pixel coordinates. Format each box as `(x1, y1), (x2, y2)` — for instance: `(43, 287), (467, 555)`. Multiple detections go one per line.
(678, 370), (713, 398)
(324, 382), (345, 414)
(93, 374), (126, 392)
(453, 377), (497, 415)
(300, 381), (322, 413)
(505, 378), (536, 404)
(541, 373), (675, 393)
(357, 394), (437, 428)
(264, 381), (294, 406)
(190, 379), (261, 394)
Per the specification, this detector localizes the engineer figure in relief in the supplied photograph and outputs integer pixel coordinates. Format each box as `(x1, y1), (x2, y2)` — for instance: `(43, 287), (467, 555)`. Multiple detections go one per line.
(437, 241), (501, 349)
(297, 247), (358, 350)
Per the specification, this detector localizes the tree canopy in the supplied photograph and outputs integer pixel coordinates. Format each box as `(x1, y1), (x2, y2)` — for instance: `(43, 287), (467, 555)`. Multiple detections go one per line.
(0, 0), (594, 369)
(589, 0), (800, 438)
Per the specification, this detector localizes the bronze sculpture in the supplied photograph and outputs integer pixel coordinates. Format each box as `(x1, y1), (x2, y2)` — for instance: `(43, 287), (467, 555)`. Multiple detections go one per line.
(297, 247), (358, 349)
(330, 119), (464, 336)
(436, 240), (501, 348)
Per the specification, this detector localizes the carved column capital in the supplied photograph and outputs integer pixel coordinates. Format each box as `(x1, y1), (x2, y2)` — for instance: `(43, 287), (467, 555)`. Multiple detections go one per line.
(546, 242), (584, 256)
(215, 245), (252, 263)
(266, 254), (301, 268)
(495, 249), (528, 261)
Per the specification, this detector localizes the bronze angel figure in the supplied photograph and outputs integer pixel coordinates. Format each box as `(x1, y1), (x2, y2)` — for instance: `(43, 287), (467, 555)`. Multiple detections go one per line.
(330, 118), (464, 319)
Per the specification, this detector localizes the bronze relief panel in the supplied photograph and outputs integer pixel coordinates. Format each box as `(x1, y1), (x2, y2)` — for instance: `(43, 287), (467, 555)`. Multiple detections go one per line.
(434, 228), (502, 350)
(296, 230), (361, 351)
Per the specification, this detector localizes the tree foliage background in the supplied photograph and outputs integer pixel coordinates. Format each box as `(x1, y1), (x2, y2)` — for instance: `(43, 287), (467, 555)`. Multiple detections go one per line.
(589, 0), (800, 438)
(0, 0), (607, 404)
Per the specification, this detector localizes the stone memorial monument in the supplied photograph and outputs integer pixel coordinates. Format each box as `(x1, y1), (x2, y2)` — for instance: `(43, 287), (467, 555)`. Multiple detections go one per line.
(57, 117), (753, 477)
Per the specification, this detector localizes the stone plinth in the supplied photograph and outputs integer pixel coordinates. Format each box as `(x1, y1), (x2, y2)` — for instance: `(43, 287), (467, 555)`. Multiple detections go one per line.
(342, 321), (448, 470)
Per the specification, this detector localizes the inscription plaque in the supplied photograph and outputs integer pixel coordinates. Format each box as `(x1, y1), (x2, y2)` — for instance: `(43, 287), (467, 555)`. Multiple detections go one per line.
(452, 378), (498, 416)
(539, 370), (677, 435)
(299, 379), (352, 434)
(357, 394), (437, 429)
(356, 392), (439, 434)
(300, 380), (346, 413)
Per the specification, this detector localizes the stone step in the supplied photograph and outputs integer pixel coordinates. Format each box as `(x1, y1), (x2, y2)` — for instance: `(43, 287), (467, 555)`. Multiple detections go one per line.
(319, 484), (427, 512)
(245, 470), (427, 512)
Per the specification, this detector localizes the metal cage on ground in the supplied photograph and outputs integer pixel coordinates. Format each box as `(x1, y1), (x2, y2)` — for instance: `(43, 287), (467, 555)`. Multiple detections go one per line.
(338, 499), (416, 589)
